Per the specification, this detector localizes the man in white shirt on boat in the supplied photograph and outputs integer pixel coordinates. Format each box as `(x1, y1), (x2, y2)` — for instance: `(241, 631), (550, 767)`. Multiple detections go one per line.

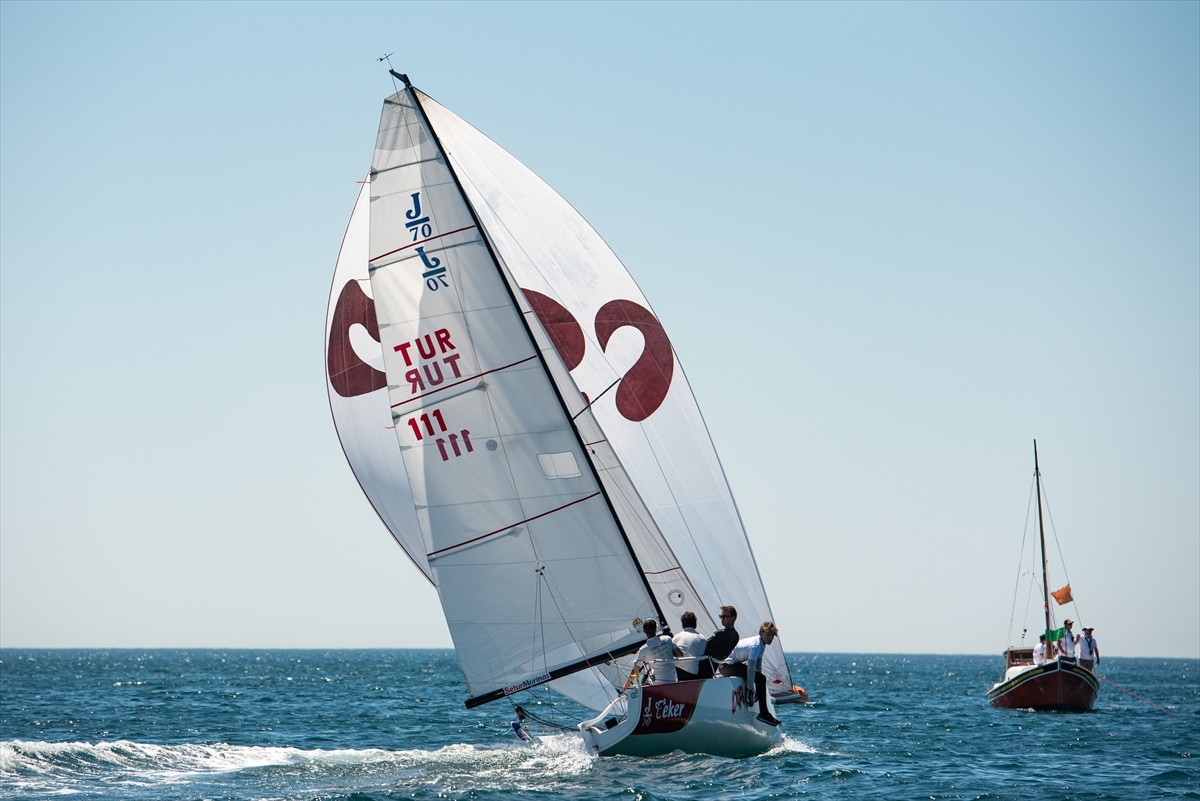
(1057, 619), (1077, 661)
(631, 619), (683, 685)
(672, 611), (707, 680)
(722, 621), (782, 727)
(1077, 626), (1100, 670)
(1032, 634), (1047, 665)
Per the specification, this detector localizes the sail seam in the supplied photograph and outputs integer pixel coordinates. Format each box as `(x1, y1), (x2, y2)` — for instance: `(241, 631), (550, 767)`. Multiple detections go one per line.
(370, 153), (441, 175)
(427, 491), (602, 558)
(389, 355), (538, 409)
(369, 224), (477, 263)
(642, 566), (687, 577)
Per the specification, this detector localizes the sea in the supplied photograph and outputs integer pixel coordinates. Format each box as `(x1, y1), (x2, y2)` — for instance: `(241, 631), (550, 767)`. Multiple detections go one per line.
(1, 650), (1196, 801)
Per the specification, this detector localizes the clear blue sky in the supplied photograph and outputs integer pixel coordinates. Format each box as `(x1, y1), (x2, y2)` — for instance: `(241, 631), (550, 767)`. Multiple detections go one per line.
(2, 0), (1197, 659)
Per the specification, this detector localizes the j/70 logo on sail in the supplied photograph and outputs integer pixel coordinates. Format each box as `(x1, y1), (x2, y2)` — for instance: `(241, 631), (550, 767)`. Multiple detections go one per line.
(405, 192), (449, 291)
(327, 285), (674, 423)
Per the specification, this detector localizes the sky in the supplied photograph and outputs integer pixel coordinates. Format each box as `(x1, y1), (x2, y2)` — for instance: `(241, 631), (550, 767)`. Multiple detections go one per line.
(1, 0), (1197, 660)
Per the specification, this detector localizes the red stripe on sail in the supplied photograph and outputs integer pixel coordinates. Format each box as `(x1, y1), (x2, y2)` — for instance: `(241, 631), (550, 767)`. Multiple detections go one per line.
(370, 225), (477, 263)
(427, 492), (603, 557)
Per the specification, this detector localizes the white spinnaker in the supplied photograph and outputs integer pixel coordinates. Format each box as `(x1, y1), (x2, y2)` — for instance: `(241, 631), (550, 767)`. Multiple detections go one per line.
(366, 90), (656, 705)
(419, 92), (792, 689)
(325, 179), (432, 583)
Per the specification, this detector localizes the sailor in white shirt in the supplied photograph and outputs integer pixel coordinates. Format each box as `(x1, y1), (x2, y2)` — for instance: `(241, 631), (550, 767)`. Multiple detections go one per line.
(1058, 619), (1077, 661)
(1032, 634), (1047, 665)
(631, 619), (683, 685)
(723, 621), (782, 727)
(672, 611), (707, 680)
(1077, 626), (1100, 670)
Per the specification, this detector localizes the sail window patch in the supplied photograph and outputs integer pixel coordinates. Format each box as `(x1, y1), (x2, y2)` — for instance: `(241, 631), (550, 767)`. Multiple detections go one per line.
(538, 452), (581, 479)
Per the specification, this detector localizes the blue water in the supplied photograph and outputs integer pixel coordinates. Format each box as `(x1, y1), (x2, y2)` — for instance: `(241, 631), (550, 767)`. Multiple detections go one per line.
(1, 650), (1196, 800)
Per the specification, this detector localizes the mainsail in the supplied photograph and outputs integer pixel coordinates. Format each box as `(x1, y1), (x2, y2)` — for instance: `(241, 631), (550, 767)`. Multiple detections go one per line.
(327, 77), (792, 714)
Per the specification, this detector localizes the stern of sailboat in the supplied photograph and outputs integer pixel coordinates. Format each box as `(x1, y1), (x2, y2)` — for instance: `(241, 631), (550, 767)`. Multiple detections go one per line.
(579, 677), (782, 758)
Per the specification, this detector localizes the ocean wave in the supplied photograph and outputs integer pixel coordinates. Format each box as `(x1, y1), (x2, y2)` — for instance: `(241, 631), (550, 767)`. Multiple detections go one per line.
(0, 740), (322, 777)
(0, 736), (598, 795)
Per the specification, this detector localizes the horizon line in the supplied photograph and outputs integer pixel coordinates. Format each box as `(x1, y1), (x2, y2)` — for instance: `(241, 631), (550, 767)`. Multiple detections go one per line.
(1, 646), (1196, 661)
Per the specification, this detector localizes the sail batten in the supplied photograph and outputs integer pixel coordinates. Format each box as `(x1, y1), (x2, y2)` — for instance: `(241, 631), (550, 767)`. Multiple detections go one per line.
(426, 491), (603, 558)
(369, 225), (481, 266)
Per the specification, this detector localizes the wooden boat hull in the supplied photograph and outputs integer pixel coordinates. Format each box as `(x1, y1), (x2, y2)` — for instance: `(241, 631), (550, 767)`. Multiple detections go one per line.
(987, 658), (1099, 711)
(578, 676), (782, 757)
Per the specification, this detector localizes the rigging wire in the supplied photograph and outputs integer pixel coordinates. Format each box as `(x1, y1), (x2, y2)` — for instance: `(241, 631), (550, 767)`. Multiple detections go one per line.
(1003, 475), (1038, 647)
(1036, 470), (1089, 634)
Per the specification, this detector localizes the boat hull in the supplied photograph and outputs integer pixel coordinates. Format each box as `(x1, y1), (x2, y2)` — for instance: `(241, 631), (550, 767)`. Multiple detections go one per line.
(772, 685), (809, 705)
(579, 676), (781, 757)
(987, 658), (1099, 711)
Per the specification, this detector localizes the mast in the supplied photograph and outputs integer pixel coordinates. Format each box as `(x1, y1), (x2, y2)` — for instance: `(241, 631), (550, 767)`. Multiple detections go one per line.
(1034, 440), (1052, 645)
(387, 72), (671, 695)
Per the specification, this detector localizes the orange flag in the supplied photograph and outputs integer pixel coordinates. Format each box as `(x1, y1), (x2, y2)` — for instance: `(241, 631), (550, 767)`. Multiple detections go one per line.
(1051, 584), (1073, 605)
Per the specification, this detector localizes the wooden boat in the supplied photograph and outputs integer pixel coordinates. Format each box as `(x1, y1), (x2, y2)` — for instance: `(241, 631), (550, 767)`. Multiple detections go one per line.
(987, 441), (1098, 711)
(988, 646), (1098, 711)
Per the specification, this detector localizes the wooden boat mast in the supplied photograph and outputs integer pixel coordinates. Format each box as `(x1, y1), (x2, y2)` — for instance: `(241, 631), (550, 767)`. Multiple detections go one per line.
(1034, 440), (1053, 646)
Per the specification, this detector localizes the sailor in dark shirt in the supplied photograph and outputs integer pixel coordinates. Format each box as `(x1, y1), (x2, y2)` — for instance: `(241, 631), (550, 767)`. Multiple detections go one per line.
(698, 605), (739, 678)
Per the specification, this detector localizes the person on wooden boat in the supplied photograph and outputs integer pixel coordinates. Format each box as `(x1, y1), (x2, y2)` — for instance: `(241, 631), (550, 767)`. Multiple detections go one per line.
(1078, 627), (1100, 670)
(631, 619), (683, 685)
(1058, 619), (1078, 661)
(723, 620), (782, 727)
(698, 605), (739, 678)
(1033, 634), (1048, 665)
(672, 611), (707, 680)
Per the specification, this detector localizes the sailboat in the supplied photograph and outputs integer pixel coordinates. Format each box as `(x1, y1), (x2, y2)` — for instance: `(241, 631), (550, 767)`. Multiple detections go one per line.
(987, 441), (1099, 711)
(324, 72), (795, 757)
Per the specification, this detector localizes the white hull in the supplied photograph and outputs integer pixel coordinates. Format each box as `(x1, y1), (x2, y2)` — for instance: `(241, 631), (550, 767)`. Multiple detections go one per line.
(578, 676), (781, 757)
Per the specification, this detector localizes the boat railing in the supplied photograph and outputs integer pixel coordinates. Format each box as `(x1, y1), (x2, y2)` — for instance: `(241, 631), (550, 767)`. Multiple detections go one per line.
(579, 690), (632, 733)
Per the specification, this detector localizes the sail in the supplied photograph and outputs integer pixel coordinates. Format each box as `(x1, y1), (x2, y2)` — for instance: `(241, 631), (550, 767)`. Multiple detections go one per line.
(365, 89), (659, 705)
(417, 92), (793, 689)
(325, 179), (432, 583)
